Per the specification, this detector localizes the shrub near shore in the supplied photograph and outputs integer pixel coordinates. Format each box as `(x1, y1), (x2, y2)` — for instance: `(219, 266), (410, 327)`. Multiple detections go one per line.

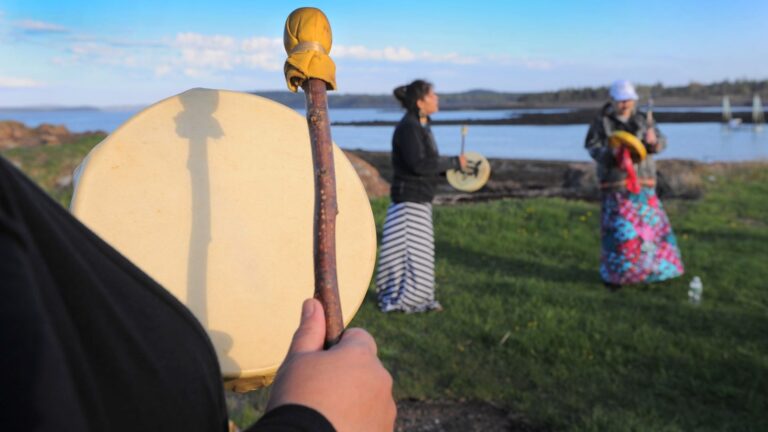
(2, 137), (766, 431)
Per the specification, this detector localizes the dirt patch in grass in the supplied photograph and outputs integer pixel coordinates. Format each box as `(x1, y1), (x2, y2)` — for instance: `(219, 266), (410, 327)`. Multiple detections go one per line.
(395, 399), (548, 432)
(226, 393), (549, 432)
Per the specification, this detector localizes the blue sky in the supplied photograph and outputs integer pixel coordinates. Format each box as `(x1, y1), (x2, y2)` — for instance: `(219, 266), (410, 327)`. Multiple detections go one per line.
(0, 0), (766, 106)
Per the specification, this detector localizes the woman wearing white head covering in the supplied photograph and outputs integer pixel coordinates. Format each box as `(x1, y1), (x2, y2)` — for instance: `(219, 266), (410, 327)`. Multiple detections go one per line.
(585, 80), (684, 289)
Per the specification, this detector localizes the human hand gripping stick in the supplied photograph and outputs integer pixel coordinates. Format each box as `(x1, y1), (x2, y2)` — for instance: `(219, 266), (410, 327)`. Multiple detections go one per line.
(267, 299), (397, 431)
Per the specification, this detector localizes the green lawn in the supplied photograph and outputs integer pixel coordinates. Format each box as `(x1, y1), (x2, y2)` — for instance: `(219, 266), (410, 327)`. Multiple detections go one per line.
(4, 139), (766, 431)
(355, 165), (768, 431)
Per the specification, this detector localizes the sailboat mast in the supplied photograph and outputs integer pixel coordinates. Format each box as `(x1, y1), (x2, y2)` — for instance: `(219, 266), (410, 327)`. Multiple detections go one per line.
(753, 94), (765, 124)
(722, 96), (732, 122)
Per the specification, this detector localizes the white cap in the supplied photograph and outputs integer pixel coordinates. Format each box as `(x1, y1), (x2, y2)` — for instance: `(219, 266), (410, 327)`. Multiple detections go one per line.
(609, 79), (638, 101)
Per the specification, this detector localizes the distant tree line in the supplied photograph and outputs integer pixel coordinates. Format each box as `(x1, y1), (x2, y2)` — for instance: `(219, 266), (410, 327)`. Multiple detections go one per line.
(253, 79), (767, 110)
(520, 79), (768, 105)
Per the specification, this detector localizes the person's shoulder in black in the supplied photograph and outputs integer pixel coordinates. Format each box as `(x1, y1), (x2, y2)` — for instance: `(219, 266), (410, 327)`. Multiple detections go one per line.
(0, 157), (339, 432)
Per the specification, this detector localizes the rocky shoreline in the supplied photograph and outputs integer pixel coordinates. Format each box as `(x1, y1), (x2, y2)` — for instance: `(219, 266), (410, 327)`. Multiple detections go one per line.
(346, 150), (720, 203)
(0, 120), (104, 150)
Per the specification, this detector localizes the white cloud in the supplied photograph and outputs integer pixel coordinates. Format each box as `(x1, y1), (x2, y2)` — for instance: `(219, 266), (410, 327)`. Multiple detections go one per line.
(161, 33), (283, 74)
(51, 56), (72, 66)
(38, 29), (486, 83)
(420, 52), (478, 65)
(521, 59), (554, 71)
(241, 53), (282, 71)
(180, 48), (235, 70)
(176, 33), (236, 50)
(69, 34), (166, 49)
(15, 19), (68, 33)
(241, 37), (283, 52)
(155, 65), (172, 77)
(183, 68), (208, 78)
(0, 76), (44, 88)
(71, 42), (116, 57)
(333, 44), (477, 65)
(168, 35), (475, 77)
(68, 42), (138, 67)
(333, 45), (415, 62)
(489, 54), (555, 71)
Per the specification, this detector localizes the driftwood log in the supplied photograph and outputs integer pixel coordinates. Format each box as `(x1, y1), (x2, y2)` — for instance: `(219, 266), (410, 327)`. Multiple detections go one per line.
(345, 150), (707, 203)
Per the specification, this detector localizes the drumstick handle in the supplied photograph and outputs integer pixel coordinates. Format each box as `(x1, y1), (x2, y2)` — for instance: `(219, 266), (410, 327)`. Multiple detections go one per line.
(302, 78), (344, 348)
(646, 95), (655, 127)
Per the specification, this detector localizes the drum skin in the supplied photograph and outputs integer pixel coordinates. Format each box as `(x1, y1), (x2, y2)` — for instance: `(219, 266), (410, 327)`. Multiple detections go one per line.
(609, 130), (647, 162)
(446, 151), (491, 193)
(71, 88), (376, 391)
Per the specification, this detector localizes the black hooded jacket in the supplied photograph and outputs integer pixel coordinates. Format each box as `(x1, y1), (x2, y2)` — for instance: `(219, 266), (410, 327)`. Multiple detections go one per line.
(390, 111), (459, 203)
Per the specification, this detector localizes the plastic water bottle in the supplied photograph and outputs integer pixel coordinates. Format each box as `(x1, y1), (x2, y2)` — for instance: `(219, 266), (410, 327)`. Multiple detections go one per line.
(688, 276), (703, 305)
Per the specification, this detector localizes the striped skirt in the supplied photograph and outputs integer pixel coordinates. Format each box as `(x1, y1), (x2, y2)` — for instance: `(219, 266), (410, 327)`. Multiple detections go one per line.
(375, 202), (441, 313)
(600, 187), (685, 285)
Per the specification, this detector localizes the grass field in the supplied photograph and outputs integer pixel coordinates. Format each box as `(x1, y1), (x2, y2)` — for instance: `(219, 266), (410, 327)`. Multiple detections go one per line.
(354, 165), (768, 431)
(3, 139), (766, 431)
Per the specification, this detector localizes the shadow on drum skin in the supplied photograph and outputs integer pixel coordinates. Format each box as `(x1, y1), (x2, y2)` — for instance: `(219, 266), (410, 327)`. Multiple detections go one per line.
(174, 90), (239, 376)
(209, 329), (239, 378)
(174, 89), (223, 327)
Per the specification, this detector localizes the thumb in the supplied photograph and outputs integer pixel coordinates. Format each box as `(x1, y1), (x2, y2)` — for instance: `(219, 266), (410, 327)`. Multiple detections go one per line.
(287, 298), (326, 354)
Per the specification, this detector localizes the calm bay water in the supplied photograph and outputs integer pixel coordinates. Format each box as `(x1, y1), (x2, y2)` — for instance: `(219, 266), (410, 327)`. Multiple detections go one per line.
(333, 122), (768, 162)
(2, 107), (766, 162)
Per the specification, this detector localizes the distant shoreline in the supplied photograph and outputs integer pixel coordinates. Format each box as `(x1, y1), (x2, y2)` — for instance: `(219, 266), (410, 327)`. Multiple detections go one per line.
(0, 106), (103, 112)
(2, 75), (766, 112)
(334, 109), (768, 126)
(1, 80), (764, 113)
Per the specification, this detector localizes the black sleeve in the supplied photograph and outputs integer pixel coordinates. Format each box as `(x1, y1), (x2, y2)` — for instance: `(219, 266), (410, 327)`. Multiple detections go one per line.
(0, 156), (229, 432)
(246, 405), (335, 432)
(398, 123), (457, 176)
(584, 118), (610, 162)
(584, 118), (616, 170)
(0, 165), (93, 432)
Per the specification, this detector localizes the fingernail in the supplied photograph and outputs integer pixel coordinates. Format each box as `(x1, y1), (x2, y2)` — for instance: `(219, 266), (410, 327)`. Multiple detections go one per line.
(301, 299), (315, 319)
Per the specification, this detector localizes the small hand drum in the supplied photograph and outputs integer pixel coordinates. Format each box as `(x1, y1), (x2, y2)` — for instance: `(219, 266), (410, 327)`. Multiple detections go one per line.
(446, 151), (491, 192)
(70, 88), (376, 392)
(609, 130), (647, 162)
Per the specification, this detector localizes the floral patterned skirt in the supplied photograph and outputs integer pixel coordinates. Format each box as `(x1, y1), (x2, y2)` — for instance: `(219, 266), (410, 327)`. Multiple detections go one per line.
(600, 187), (684, 285)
